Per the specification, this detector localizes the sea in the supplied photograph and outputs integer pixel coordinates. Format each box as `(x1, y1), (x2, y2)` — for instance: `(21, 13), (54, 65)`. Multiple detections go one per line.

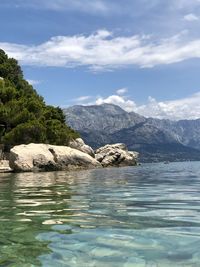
(0, 161), (200, 267)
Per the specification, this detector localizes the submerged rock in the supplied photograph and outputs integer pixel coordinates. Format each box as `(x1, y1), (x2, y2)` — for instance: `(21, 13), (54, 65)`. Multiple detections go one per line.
(95, 143), (138, 167)
(9, 143), (101, 172)
(68, 138), (95, 158)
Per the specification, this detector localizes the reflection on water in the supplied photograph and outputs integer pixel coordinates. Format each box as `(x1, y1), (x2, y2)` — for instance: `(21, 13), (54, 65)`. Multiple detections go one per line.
(0, 162), (200, 266)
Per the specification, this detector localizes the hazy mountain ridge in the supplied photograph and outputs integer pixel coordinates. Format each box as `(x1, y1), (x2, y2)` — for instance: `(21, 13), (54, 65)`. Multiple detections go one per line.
(66, 104), (145, 134)
(64, 104), (200, 162)
(147, 117), (200, 150)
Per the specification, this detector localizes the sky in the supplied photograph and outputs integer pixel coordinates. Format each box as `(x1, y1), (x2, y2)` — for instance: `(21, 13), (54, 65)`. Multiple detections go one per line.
(1, 0), (200, 120)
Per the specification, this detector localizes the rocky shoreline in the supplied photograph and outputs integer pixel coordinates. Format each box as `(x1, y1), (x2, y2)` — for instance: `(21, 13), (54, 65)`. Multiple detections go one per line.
(0, 139), (139, 173)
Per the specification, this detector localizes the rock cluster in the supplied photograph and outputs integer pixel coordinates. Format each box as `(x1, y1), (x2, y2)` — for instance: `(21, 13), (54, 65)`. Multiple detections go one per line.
(8, 139), (138, 172)
(95, 143), (138, 167)
(9, 143), (101, 172)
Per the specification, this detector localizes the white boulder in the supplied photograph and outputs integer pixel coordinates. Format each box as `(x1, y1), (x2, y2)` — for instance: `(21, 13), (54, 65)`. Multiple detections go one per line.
(68, 138), (95, 158)
(9, 143), (101, 172)
(95, 143), (138, 167)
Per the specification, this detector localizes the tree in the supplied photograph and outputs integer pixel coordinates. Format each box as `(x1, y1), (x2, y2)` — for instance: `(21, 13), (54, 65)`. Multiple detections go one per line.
(0, 49), (79, 148)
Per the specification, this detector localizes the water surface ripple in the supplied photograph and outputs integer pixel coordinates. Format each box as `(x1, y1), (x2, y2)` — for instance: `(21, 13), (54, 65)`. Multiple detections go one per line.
(0, 162), (200, 266)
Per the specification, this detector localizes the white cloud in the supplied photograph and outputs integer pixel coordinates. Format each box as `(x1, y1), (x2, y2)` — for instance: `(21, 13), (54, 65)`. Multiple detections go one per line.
(27, 79), (41, 85)
(171, 0), (200, 9)
(8, 0), (200, 13)
(116, 88), (128, 95)
(2, 30), (200, 70)
(71, 89), (136, 112)
(135, 93), (200, 120)
(5, 0), (109, 14)
(73, 96), (92, 102)
(76, 90), (200, 120)
(95, 95), (137, 112)
(184, 13), (199, 21)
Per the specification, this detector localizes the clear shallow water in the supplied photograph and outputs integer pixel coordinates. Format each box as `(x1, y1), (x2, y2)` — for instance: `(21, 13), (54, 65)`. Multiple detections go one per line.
(0, 162), (200, 266)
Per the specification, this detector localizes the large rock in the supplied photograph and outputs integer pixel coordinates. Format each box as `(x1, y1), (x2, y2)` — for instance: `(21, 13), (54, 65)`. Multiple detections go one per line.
(95, 143), (138, 167)
(68, 138), (95, 158)
(9, 143), (101, 172)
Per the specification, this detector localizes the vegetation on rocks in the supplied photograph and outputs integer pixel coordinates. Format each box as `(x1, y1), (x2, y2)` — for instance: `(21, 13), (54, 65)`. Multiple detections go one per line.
(0, 49), (79, 149)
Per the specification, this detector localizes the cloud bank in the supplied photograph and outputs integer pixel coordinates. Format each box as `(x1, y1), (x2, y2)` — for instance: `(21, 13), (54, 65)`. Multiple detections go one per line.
(134, 93), (200, 120)
(3, 0), (200, 15)
(0, 0), (109, 14)
(2, 30), (200, 70)
(184, 13), (199, 21)
(73, 89), (200, 120)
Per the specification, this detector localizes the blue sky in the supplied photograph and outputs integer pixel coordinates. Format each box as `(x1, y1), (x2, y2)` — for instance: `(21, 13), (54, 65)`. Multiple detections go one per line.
(1, 0), (200, 120)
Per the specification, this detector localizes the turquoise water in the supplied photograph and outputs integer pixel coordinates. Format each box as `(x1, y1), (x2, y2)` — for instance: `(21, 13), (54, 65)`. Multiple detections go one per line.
(0, 162), (200, 266)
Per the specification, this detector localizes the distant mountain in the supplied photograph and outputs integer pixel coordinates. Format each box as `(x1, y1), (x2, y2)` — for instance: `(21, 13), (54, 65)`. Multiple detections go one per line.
(64, 104), (200, 162)
(66, 104), (145, 134)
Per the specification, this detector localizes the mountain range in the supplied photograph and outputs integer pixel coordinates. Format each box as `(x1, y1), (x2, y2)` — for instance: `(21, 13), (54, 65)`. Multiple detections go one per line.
(64, 104), (200, 162)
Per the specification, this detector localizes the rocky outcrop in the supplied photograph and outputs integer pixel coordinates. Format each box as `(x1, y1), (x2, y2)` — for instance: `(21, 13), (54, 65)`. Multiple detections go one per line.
(8, 142), (139, 172)
(68, 138), (95, 158)
(95, 143), (138, 167)
(9, 143), (101, 172)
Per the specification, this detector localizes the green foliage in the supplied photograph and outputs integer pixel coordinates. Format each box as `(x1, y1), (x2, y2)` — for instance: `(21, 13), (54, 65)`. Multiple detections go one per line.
(0, 49), (79, 147)
(3, 120), (46, 145)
